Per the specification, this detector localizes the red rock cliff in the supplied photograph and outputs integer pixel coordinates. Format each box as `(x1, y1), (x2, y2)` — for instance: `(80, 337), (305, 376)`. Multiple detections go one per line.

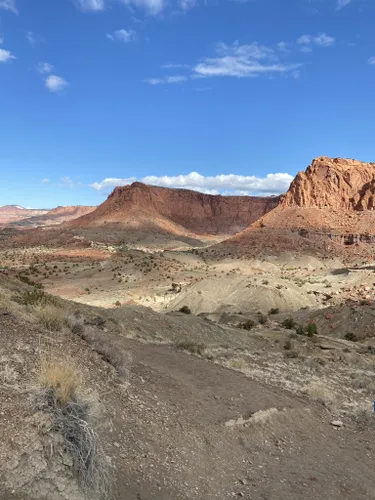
(281, 156), (375, 210)
(68, 182), (280, 235)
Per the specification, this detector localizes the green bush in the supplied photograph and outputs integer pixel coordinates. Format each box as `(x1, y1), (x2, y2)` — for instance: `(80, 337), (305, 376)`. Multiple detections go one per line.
(257, 312), (267, 325)
(12, 288), (56, 307)
(344, 332), (358, 342)
(281, 317), (296, 330)
(295, 324), (306, 336)
(238, 319), (256, 331)
(306, 322), (318, 337)
(179, 305), (191, 314)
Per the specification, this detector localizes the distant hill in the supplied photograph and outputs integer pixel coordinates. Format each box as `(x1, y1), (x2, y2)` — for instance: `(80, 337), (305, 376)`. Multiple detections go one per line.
(0, 205), (49, 224)
(10, 205), (96, 228)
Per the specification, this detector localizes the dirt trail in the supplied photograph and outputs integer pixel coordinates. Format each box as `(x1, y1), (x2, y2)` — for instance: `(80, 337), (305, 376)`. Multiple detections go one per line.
(110, 339), (375, 500)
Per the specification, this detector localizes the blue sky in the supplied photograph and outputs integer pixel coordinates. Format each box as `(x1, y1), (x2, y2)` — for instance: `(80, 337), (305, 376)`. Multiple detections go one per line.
(0, 0), (374, 208)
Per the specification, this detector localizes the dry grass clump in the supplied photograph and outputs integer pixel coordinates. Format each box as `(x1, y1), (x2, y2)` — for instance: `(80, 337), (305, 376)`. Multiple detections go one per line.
(304, 381), (336, 408)
(0, 363), (18, 384)
(32, 357), (109, 499)
(175, 341), (206, 356)
(33, 304), (65, 331)
(228, 358), (247, 370)
(38, 357), (81, 405)
(352, 405), (375, 430)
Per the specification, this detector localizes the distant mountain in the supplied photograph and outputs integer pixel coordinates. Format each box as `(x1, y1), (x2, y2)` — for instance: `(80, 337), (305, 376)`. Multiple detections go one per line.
(0, 205), (49, 224)
(9, 205), (96, 228)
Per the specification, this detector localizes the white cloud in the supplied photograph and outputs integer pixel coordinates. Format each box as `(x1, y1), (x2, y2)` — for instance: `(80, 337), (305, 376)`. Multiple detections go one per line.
(0, 0), (18, 14)
(0, 36), (3, 44)
(74, 0), (105, 11)
(90, 172), (293, 195)
(120, 0), (164, 14)
(297, 33), (335, 48)
(45, 74), (69, 93)
(59, 176), (81, 188)
(26, 31), (36, 46)
(368, 57), (375, 65)
(178, 0), (196, 11)
(145, 75), (187, 84)
(107, 29), (136, 43)
(337, 0), (352, 9)
(277, 41), (291, 53)
(0, 48), (16, 63)
(37, 62), (53, 74)
(162, 63), (189, 69)
(193, 41), (301, 78)
(42, 178), (50, 184)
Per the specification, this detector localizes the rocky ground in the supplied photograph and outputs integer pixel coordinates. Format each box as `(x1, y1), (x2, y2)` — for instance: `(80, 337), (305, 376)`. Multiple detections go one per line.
(1, 259), (375, 499)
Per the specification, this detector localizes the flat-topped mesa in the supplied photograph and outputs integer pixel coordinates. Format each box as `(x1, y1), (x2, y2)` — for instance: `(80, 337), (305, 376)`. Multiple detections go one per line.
(68, 182), (281, 236)
(281, 156), (375, 210)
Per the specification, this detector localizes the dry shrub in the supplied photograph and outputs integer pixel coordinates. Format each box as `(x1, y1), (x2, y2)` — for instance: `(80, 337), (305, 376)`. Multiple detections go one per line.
(32, 356), (109, 498)
(228, 358), (247, 370)
(65, 313), (86, 336)
(0, 363), (18, 384)
(34, 304), (64, 331)
(352, 405), (375, 430)
(304, 381), (336, 408)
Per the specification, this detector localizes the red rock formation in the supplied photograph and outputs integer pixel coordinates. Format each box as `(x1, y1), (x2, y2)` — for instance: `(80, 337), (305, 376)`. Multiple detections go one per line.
(0, 206), (48, 224)
(216, 157), (375, 260)
(282, 156), (375, 210)
(67, 182), (280, 236)
(6, 206), (96, 228)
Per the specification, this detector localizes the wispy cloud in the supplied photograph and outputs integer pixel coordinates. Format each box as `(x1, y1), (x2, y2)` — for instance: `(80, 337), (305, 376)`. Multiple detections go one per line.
(0, 0), (18, 14)
(90, 172), (293, 196)
(26, 31), (36, 46)
(178, 0), (196, 11)
(337, 0), (352, 9)
(162, 63), (189, 69)
(106, 29), (136, 43)
(193, 41), (301, 78)
(37, 62), (54, 74)
(74, 0), (105, 11)
(0, 47), (16, 63)
(45, 75), (69, 93)
(75, 0), (165, 15)
(368, 57), (375, 65)
(145, 75), (187, 84)
(122, 0), (165, 15)
(42, 178), (50, 184)
(297, 33), (335, 50)
(59, 176), (81, 188)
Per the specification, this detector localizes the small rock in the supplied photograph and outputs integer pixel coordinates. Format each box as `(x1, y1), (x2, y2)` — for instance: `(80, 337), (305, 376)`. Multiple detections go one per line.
(330, 420), (343, 428)
(114, 442), (120, 448)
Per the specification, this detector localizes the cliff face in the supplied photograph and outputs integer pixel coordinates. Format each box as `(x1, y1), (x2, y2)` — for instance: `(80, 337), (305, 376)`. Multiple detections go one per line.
(68, 182), (280, 236)
(282, 157), (375, 210)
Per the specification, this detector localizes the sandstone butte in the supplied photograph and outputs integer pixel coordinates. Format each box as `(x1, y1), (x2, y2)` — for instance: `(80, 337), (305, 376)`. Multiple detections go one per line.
(281, 156), (375, 210)
(66, 182), (280, 236)
(218, 157), (375, 259)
